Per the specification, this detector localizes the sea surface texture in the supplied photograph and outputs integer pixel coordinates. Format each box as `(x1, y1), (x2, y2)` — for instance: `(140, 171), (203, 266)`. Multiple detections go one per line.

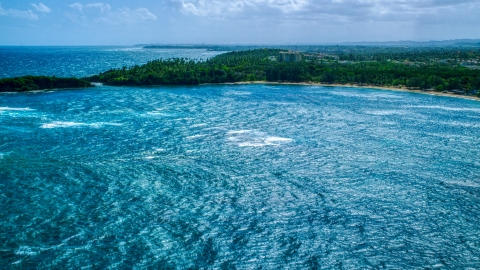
(0, 46), (223, 79)
(1, 48), (480, 269)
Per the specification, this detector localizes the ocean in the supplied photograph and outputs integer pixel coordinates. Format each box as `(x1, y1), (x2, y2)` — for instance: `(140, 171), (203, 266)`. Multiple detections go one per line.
(1, 47), (480, 268)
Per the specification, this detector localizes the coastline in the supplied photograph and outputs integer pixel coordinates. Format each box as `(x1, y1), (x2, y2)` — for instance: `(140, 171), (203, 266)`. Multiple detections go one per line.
(215, 81), (480, 102)
(3, 80), (479, 102)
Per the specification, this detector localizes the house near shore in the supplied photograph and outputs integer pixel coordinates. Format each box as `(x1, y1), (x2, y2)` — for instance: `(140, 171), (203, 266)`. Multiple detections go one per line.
(278, 51), (303, 62)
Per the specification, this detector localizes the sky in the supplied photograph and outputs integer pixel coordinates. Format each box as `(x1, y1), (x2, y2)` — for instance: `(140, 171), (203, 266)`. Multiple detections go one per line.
(0, 0), (479, 45)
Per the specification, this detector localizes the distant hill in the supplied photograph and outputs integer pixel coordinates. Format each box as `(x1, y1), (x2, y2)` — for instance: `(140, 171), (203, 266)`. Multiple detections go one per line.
(139, 39), (480, 52)
(339, 39), (480, 47)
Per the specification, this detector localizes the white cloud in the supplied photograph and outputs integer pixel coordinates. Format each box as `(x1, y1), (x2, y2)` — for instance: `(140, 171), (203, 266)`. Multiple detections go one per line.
(85, 3), (111, 13)
(174, 0), (480, 22)
(176, 0), (310, 16)
(0, 3), (39, 20)
(105, 7), (157, 23)
(69, 3), (83, 12)
(68, 3), (157, 24)
(31, 3), (51, 13)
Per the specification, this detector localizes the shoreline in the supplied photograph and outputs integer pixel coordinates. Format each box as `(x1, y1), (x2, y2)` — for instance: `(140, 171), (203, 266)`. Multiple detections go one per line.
(214, 81), (480, 102)
(3, 81), (479, 102)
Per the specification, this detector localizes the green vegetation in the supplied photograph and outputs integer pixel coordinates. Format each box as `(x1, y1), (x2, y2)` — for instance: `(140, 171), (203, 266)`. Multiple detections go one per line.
(0, 76), (93, 92)
(88, 50), (281, 85)
(88, 48), (480, 96)
(3, 48), (479, 96)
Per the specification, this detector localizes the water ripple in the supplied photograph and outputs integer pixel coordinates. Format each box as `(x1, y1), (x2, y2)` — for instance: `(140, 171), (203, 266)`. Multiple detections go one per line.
(1, 84), (479, 268)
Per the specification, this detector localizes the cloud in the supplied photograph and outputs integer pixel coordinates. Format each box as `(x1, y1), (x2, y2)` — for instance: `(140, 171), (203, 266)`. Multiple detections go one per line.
(69, 3), (83, 13)
(176, 0), (309, 16)
(300, 0), (480, 24)
(105, 7), (157, 24)
(174, 0), (480, 22)
(114, 8), (157, 22)
(85, 3), (111, 13)
(0, 3), (39, 20)
(31, 3), (51, 13)
(68, 3), (157, 24)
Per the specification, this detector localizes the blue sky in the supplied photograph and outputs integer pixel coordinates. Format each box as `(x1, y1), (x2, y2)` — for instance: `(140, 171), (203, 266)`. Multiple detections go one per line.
(1, 0), (479, 45)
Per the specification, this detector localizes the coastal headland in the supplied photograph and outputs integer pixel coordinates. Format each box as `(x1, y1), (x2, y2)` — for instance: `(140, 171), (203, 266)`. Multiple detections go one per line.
(1, 48), (479, 102)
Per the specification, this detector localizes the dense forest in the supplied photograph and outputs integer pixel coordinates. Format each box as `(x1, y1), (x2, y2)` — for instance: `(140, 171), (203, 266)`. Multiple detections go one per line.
(2, 48), (479, 95)
(88, 48), (480, 94)
(0, 76), (93, 92)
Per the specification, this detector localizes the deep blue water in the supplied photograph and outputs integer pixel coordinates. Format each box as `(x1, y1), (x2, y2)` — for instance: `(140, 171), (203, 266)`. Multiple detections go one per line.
(1, 48), (480, 268)
(0, 46), (223, 79)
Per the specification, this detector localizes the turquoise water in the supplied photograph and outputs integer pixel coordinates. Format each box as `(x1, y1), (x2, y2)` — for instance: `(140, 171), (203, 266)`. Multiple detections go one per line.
(1, 48), (480, 268)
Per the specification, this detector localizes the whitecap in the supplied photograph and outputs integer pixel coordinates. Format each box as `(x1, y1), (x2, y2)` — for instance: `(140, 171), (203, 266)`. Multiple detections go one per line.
(443, 180), (480, 188)
(15, 246), (39, 256)
(331, 91), (402, 100)
(89, 122), (123, 128)
(438, 121), (480, 128)
(264, 136), (293, 143)
(186, 134), (206, 140)
(238, 142), (269, 147)
(190, 123), (207, 128)
(0, 107), (35, 111)
(40, 121), (122, 129)
(408, 105), (480, 113)
(227, 130), (293, 147)
(225, 91), (252, 96)
(227, 130), (251, 135)
(146, 112), (171, 116)
(41, 122), (87, 128)
(364, 110), (408, 116)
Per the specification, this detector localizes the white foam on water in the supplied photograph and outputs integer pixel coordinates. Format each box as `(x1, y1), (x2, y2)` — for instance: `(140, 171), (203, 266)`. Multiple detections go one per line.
(186, 134), (206, 140)
(331, 91), (402, 100)
(41, 122), (87, 128)
(146, 111), (171, 116)
(408, 105), (480, 113)
(40, 121), (122, 129)
(238, 142), (269, 147)
(0, 107), (35, 111)
(227, 130), (251, 135)
(227, 130), (293, 147)
(443, 180), (480, 188)
(190, 123), (207, 128)
(364, 110), (408, 116)
(439, 121), (480, 128)
(15, 246), (39, 256)
(89, 122), (123, 128)
(225, 91), (252, 96)
(264, 136), (293, 143)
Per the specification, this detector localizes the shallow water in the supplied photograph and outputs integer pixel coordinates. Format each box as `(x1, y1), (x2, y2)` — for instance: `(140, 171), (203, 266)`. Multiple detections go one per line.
(1, 83), (479, 268)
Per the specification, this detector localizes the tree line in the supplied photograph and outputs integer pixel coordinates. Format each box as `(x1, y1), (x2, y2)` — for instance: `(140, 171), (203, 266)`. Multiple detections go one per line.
(1, 49), (479, 94)
(0, 76), (92, 92)
(87, 49), (480, 93)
